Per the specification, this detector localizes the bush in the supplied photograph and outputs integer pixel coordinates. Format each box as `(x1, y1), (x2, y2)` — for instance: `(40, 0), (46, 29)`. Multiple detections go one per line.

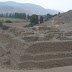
(40, 16), (43, 23)
(2, 26), (10, 30)
(0, 21), (10, 30)
(0, 21), (3, 27)
(5, 20), (12, 23)
(24, 23), (35, 27)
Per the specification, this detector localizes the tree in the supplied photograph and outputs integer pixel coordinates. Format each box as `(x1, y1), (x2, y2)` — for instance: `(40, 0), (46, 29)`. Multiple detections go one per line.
(58, 12), (60, 15)
(5, 13), (8, 17)
(0, 21), (3, 27)
(45, 14), (53, 21)
(0, 14), (4, 17)
(27, 14), (30, 20)
(30, 14), (39, 24)
(40, 16), (43, 23)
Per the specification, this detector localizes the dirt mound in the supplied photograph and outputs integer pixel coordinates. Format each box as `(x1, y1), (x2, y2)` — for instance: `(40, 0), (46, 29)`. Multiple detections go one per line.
(39, 10), (72, 31)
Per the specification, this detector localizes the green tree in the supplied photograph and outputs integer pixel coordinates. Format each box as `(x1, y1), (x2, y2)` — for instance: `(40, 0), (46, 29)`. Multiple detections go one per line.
(13, 13), (26, 19)
(40, 16), (43, 23)
(30, 14), (39, 24)
(0, 14), (4, 17)
(0, 21), (3, 27)
(45, 14), (53, 21)
(27, 14), (30, 20)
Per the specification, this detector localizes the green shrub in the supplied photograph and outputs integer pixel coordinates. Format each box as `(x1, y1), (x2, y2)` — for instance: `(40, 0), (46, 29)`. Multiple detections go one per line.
(24, 23), (35, 27)
(5, 20), (12, 23)
(0, 21), (10, 30)
(0, 21), (3, 27)
(2, 26), (10, 30)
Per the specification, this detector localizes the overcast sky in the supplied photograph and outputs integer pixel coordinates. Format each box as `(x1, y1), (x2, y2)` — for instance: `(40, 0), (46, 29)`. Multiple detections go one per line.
(0, 0), (72, 11)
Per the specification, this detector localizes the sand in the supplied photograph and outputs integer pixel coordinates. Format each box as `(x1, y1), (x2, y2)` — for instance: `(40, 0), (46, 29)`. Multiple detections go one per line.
(3, 22), (30, 29)
(0, 66), (72, 72)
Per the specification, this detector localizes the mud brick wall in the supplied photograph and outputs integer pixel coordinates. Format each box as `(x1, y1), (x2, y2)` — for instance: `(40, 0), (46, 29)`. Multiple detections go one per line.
(10, 41), (72, 69)
(0, 33), (11, 43)
(22, 36), (38, 42)
(25, 41), (72, 54)
(65, 32), (72, 36)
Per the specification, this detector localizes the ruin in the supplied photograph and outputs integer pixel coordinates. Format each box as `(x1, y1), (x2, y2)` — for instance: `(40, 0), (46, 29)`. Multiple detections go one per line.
(0, 26), (72, 69)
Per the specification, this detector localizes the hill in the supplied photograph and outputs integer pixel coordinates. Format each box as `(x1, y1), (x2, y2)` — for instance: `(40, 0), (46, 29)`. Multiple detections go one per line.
(0, 1), (59, 15)
(0, 5), (32, 15)
(39, 10), (72, 31)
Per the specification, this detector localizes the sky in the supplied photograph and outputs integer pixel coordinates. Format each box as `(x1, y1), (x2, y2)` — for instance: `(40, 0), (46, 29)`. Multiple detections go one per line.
(0, 0), (72, 12)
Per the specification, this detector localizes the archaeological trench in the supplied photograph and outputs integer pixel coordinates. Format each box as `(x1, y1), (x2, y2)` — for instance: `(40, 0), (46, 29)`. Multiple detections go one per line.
(0, 26), (72, 69)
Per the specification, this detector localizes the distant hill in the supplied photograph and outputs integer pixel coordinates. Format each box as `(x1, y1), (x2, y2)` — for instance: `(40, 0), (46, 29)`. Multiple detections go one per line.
(0, 6), (32, 14)
(0, 1), (59, 15)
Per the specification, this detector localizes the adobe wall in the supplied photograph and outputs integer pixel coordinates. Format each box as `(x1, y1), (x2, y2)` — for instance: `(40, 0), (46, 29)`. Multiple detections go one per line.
(10, 41), (72, 69)
(25, 41), (72, 54)
(1, 26), (72, 69)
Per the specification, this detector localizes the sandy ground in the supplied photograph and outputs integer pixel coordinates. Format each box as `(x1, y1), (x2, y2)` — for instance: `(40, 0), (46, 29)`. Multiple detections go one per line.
(0, 66), (72, 72)
(3, 22), (30, 29)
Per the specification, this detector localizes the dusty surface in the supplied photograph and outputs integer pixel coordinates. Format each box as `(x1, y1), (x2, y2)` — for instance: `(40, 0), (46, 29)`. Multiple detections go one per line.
(0, 26), (72, 70)
(0, 66), (72, 72)
(3, 22), (30, 29)
(38, 10), (72, 32)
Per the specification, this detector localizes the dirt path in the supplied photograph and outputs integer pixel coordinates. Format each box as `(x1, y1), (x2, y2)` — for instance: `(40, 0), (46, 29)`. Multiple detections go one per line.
(0, 66), (72, 72)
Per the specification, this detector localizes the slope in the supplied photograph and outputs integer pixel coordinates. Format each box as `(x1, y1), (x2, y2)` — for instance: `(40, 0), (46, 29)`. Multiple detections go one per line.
(39, 10), (72, 31)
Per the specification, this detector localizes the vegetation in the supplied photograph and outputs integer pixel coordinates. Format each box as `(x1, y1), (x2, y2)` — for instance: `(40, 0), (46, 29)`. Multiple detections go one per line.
(24, 14), (57, 27)
(30, 14), (39, 24)
(0, 21), (9, 30)
(5, 20), (12, 23)
(24, 23), (35, 27)
(0, 21), (3, 27)
(40, 16), (43, 23)
(2, 26), (10, 30)
(25, 14), (39, 27)
(0, 12), (57, 28)
(0, 18), (27, 23)
(0, 13), (30, 20)
(13, 13), (26, 19)
(42, 14), (57, 21)
(45, 14), (53, 21)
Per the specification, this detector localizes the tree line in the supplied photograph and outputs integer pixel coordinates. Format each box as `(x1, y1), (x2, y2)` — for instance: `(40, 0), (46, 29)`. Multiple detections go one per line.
(0, 12), (57, 27)
(25, 14), (57, 27)
(30, 14), (57, 24)
(0, 13), (30, 20)
(0, 13), (57, 22)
